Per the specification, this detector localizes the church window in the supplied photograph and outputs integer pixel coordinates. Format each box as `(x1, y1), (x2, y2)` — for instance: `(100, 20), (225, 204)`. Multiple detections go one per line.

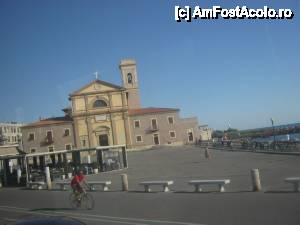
(93, 99), (107, 108)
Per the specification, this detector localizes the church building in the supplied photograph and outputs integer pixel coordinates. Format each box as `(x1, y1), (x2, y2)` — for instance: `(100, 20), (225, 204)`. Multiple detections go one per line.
(22, 59), (200, 153)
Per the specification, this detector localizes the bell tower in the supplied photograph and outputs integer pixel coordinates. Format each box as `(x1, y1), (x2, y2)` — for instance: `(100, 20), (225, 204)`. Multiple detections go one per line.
(119, 59), (141, 109)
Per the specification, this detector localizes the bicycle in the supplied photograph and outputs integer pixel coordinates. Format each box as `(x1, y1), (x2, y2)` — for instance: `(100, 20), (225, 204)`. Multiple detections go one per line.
(69, 186), (95, 210)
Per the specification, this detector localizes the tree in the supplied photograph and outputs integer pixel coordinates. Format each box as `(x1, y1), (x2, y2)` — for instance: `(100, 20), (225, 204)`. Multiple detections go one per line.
(225, 128), (240, 139)
(212, 130), (224, 138)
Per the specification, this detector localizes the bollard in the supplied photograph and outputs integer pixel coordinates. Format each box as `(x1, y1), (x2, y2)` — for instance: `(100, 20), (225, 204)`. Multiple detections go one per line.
(205, 148), (211, 159)
(251, 169), (262, 192)
(17, 168), (22, 184)
(45, 166), (52, 190)
(87, 154), (91, 164)
(121, 174), (128, 191)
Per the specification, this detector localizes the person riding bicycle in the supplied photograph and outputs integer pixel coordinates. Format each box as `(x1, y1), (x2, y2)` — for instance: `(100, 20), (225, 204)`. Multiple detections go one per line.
(71, 170), (87, 197)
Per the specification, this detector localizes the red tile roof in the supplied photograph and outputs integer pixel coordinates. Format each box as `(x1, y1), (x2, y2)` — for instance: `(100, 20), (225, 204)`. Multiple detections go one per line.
(22, 116), (73, 129)
(128, 107), (179, 116)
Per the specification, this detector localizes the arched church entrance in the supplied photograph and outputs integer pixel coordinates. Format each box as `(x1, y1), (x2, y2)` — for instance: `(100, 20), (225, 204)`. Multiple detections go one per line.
(94, 126), (110, 146)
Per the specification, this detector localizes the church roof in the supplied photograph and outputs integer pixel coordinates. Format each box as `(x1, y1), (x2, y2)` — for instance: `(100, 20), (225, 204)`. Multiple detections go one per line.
(22, 116), (73, 129)
(70, 79), (125, 97)
(128, 107), (179, 116)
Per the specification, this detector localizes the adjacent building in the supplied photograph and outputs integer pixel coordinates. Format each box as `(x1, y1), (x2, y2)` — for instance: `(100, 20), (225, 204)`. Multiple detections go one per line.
(21, 117), (75, 154)
(129, 108), (199, 148)
(21, 59), (201, 153)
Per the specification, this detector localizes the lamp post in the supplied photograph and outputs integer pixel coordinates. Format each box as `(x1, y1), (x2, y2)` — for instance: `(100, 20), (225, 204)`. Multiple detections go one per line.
(271, 118), (276, 149)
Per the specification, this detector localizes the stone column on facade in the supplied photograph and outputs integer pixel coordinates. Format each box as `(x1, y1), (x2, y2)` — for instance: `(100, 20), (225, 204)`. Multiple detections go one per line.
(72, 117), (81, 150)
(110, 114), (118, 146)
(83, 95), (92, 148)
(87, 116), (95, 147)
(71, 119), (78, 149)
(121, 91), (128, 108)
(121, 91), (131, 148)
(123, 112), (132, 148)
(108, 93), (116, 146)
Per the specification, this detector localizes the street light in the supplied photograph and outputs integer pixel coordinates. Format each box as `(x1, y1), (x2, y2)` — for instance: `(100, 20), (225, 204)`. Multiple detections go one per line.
(271, 118), (276, 148)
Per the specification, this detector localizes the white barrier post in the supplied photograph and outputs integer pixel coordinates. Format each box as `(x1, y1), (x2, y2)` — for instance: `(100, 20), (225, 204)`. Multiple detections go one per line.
(121, 174), (128, 191)
(17, 167), (22, 184)
(87, 154), (91, 164)
(251, 169), (262, 192)
(45, 166), (52, 190)
(205, 147), (211, 159)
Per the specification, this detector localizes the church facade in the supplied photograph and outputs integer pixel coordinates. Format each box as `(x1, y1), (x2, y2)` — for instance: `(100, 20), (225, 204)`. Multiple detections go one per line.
(22, 59), (199, 153)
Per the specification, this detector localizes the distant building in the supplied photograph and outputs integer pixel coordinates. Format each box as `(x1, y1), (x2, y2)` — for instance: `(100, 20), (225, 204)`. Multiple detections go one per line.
(22, 59), (201, 152)
(198, 125), (212, 141)
(0, 122), (24, 146)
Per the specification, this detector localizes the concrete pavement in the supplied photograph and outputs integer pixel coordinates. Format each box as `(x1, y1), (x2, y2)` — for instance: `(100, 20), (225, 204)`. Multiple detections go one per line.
(0, 146), (299, 225)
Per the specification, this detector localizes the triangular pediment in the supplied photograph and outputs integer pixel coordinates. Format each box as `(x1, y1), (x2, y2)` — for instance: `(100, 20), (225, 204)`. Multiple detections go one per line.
(70, 80), (124, 96)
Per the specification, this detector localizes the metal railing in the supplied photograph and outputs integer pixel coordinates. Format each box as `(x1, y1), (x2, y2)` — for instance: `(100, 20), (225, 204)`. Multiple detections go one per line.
(197, 140), (300, 153)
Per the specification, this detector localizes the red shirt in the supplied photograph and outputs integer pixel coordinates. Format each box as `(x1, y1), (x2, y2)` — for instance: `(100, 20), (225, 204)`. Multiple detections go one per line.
(71, 174), (85, 186)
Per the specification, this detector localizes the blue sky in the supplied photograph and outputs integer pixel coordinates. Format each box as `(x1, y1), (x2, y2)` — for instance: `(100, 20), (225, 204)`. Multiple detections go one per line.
(0, 0), (299, 130)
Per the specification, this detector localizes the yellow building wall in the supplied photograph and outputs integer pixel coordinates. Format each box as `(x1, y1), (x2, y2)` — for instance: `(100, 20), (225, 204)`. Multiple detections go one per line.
(74, 97), (86, 111)
(115, 119), (126, 144)
(71, 81), (128, 148)
(90, 121), (113, 146)
(111, 93), (123, 107)
(77, 119), (88, 136)
(77, 83), (115, 94)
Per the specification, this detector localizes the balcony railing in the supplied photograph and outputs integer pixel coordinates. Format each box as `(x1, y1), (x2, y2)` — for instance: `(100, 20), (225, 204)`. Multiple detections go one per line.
(46, 136), (54, 143)
(146, 126), (159, 133)
(40, 136), (54, 146)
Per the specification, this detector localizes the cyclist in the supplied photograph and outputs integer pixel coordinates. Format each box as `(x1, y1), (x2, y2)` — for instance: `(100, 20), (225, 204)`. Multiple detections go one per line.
(70, 170), (87, 200)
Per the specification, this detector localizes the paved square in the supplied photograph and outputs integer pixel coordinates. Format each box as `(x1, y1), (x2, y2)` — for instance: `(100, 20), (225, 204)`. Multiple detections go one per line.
(0, 146), (299, 225)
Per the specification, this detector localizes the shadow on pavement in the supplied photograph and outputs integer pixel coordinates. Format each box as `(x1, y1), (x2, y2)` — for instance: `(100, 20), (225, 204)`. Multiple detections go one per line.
(128, 190), (165, 194)
(30, 207), (74, 211)
(264, 190), (297, 194)
(173, 190), (252, 194)
(19, 188), (49, 191)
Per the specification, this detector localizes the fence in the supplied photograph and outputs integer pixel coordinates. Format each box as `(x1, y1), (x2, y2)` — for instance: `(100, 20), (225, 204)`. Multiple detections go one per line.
(197, 140), (300, 153)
